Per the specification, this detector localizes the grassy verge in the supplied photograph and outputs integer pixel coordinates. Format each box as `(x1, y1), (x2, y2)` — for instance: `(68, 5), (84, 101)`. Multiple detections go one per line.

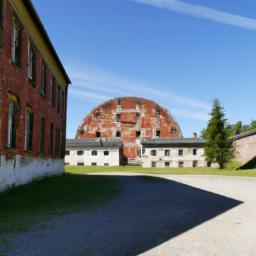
(0, 173), (122, 236)
(66, 165), (256, 177)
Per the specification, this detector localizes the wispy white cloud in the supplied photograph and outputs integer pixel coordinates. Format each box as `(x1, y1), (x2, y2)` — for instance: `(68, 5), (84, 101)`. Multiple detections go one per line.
(67, 67), (210, 122)
(69, 68), (211, 111)
(133, 0), (256, 30)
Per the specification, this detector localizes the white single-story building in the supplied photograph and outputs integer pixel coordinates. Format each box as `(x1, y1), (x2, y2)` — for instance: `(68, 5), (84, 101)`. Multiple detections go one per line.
(65, 138), (123, 166)
(141, 138), (207, 168)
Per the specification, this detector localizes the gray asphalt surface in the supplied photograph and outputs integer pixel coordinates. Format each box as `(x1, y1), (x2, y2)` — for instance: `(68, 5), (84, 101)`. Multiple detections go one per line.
(1, 174), (256, 256)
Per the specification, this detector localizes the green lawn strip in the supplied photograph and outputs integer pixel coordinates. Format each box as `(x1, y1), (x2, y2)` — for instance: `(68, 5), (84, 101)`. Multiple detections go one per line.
(0, 173), (122, 236)
(65, 165), (256, 177)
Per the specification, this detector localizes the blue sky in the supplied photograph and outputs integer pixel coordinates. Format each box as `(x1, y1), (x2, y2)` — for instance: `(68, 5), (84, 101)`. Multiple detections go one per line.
(32, 0), (256, 138)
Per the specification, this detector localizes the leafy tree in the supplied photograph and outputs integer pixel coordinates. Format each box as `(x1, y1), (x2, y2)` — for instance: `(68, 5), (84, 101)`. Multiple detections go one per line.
(203, 100), (235, 169)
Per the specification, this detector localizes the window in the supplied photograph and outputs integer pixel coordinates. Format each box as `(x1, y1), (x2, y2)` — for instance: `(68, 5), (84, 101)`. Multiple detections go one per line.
(137, 149), (141, 157)
(64, 163), (70, 166)
(193, 149), (197, 156)
(55, 128), (60, 157)
(57, 85), (62, 113)
(28, 43), (36, 85)
(136, 131), (141, 138)
(150, 150), (157, 156)
(116, 113), (121, 122)
(40, 64), (46, 96)
(142, 148), (145, 154)
(104, 163), (109, 166)
(96, 131), (101, 138)
(193, 161), (198, 167)
(165, 150), (170, 156)
(179, 161), (184, 168)
(92, 150), (97, 156)
(7, 94), (18, 148)
(170, 127), (177, 135)
(156, 130), (160, 137)
(77, 162), (84, 166)
(136, 113), (140, 119)
(178, 149), (183, 156)
(24, 107), (34, 151)
(155, 109), (160, 117)
(39, 117), (45, 153)
(151, 162), (157, 168)
(11, 19), (21, 66)
(65, 150), (70, 155)
(116, 131), (121, 137)
(104, 151), (109, 156)
(77, 150), (84, 155)
(50, 78), (55, 107)
(165, 162), (170, 167)
(49, 123), (54, 155)
(91, 162), (97, 166)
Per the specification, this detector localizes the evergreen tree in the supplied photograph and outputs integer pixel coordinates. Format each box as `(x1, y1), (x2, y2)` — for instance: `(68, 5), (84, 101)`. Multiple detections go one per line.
(203, 100), (235, 169)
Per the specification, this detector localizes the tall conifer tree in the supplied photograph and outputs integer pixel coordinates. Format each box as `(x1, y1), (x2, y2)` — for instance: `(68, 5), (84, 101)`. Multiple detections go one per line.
(203, 100), (235, 169)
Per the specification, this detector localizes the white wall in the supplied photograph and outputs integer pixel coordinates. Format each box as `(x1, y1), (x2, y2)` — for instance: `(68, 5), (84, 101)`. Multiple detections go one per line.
(65, 148), (120, 166)
(142, 147), (206, 168)
(0, 155), (64, 192)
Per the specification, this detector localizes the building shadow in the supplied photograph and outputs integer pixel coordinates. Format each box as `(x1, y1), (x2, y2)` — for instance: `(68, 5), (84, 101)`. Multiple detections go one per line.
(69, 174), (242, 256)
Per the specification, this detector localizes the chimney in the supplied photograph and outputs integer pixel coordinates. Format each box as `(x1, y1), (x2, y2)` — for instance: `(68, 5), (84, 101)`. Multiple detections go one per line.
(193, 132), (197, 139)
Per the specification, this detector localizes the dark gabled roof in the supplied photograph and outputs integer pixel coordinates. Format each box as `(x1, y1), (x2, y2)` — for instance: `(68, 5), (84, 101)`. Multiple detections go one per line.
(232, 129), (256, 141)
(23, 0), (71, 85)
(66, 138), (123, 149)
(141, 138), (207, 148)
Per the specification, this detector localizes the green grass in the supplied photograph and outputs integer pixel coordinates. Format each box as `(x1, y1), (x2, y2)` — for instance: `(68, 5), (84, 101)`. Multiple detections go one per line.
(0, 173), (122, 236)
(65, 165), (256, 177)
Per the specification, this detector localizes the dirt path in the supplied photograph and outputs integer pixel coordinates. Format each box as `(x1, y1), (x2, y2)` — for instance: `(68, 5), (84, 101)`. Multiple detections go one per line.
(1, 174), (256, 256)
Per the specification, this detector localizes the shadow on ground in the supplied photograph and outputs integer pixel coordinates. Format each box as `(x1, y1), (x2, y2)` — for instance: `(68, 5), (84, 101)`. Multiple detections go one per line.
(1, 175), (243, 256)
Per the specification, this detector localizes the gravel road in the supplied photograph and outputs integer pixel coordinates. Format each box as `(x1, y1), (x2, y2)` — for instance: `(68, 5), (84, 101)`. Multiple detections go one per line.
(1, 174), (256, 256)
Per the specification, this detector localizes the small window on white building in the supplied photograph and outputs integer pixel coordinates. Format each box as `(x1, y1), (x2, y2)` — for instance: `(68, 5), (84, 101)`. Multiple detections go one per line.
(193, 161), (198, 167)
(91, 162), (97, 166)
(104, 151), (109, 156)
(193, 149), (197, 156)
(77, 162), (84, 166)
(178, 149), (183, 156)
(77, 151), (84, 155)
(104, 163), (109, 166)
(151, 162), (157, 168)
(65, 150), (70, 155)
(150, 150), (157, 156)
(179, 161), (184, 168)
(64, 163), (70, 166)
(165, 162), (170, 167)
(92, 150), (97, 156)
(165, 150), (170, 156)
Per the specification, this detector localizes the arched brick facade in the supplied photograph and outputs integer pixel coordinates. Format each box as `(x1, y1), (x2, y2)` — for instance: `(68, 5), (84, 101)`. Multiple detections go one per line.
(76, 97), (183, 161)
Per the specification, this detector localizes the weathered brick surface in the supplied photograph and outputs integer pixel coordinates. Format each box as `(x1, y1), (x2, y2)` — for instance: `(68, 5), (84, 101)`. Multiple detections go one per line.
(76, 97), (182, 160)
(0, 0), (67, 158)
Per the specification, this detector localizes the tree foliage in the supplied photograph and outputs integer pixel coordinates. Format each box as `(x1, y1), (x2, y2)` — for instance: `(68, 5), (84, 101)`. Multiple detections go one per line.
(230, 120), (256, 136)
(202, 100), (235, 169)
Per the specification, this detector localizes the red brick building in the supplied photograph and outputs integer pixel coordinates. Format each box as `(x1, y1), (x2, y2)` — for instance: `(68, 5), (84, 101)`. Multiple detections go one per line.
(0, 0), (70, 191)
(76, 97), (182, 163)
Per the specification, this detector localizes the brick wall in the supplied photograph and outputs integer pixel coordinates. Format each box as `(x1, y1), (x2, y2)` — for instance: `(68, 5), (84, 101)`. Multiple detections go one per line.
(0, 0), (67, 159)
(76, 97), (182, 160)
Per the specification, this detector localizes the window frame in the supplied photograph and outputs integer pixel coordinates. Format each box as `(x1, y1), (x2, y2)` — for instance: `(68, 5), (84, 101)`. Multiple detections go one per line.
(24, 106), (34, 152)
(40, 63), (47, 96)
(91, 150), (97, 156)
(39, 116), (45, 153)
(165, 149), (170, 156)
(28, 42), (36, 86)
(6, 93), (19, 149)
(77, 150), (84, 156)
(150, 150), (157, 156)
(11, 18), (22, 66)
(104, 151), (109, 156)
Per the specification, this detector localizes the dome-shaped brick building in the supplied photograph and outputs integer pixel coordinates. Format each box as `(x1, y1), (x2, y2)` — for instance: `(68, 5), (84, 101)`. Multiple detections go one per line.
(76, 97), (183, 163)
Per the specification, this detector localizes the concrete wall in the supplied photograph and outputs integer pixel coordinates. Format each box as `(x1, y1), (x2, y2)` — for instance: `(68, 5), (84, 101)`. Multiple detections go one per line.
(234, 133), (256, 163)
(142, 147), (207, 168)
(65, 148), (120, 166)
(0, 155), (64, 192)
